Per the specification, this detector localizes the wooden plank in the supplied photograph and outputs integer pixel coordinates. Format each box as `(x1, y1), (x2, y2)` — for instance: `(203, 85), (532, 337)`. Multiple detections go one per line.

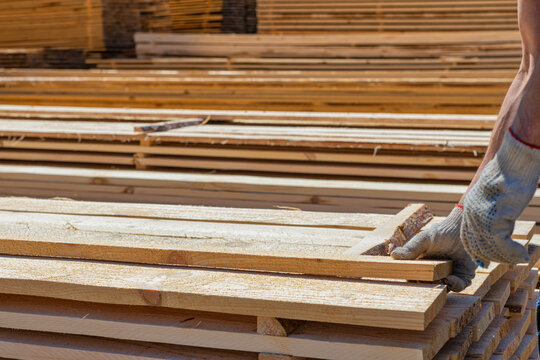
(0, 255), (447, 330)
(345, 203), (433, 255)
(458, 273), (493, 299)
(512, 334), (538, 360)
(257, 317), (304, 337)
(503, 267), (530, 293)
(0, 210), (451, 281)
(484, 280), (511, 315)
(519, 270), (539, 297)
(507, 289), (529, 316)
(467, 316), (511, 360)
(470, 302), (496, 342)
(0, 328), (256, 360)
(0, 197), (392, 230)
(0, 293), (479, 360)
(434, 326), (474, 360)
(0, 104), (500, 130)
(494, 310), (532, 359)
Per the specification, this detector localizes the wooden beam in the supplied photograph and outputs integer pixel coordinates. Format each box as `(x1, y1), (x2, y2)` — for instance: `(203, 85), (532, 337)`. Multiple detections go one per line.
(470, 302), (496, 342)
(257, 317), (304, 337)
(0, 256), (447, 330)
(433, 326), (473, 360)
(506, 289), (529, 316)
(0, 328), (256, 360)
(494, 310), (532, 358)
(0, 210), (451, 281)
(466, 315), (511, 360)
(0, 197), (392, 230)
(345, 203), (433, 256)
(484, 280), (511, 315)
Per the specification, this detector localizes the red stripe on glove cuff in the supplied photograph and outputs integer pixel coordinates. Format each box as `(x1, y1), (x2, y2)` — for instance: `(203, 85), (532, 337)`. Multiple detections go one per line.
(509, 128), (540, 150)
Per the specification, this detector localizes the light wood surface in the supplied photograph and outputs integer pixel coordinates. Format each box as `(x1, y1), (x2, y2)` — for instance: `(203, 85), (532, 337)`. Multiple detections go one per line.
(0, 293), (480, 360)
(0, 255), (447, 330)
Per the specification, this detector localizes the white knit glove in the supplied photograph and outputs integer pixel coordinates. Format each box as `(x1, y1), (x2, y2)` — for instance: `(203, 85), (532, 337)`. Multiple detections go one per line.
(391, 207), (477, 292)
(461, 130), (540, 268)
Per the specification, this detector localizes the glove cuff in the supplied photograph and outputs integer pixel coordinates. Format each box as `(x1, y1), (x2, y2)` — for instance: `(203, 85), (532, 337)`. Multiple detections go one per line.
(497, 130), (540, 185)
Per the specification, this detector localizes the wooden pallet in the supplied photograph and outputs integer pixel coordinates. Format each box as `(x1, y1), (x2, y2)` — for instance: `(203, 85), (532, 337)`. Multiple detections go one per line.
(0, 198), (535, 359)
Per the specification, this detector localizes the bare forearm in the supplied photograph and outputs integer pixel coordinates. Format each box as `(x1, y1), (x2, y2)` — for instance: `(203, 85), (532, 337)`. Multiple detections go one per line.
(459, 56), (540, 204)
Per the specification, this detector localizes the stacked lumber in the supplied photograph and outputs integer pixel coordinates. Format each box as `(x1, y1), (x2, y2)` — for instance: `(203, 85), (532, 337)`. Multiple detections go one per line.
(0, 105), (498, 183)
(130, 31), (521, 71)
(0, 110), (495, 182)
(0, 198), (535, 359)
(168, 0), (223, 33)
(0, 48), (87, 69)
(164, 0), (256, 35)
(0, 0), (105, 52)
(137, 0), (172, 33)
(0, 68), (516, 114)
(100, 0), (172, 55)
(256, 0), (519, 33)
(221, 0), (257, 33)
(0, 0), (171, 56)
(1, 162), (540, 226)
(0, 105), (539, 223)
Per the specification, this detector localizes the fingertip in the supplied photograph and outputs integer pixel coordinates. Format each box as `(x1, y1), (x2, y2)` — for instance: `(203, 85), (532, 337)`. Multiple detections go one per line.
(391, 247), (415, 260)
(505, 238), (531, 264)
(444, 275), (467, 292)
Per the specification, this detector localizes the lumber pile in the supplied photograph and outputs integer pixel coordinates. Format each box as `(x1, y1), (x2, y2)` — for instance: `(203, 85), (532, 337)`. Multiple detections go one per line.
(256, 0), (519, 33)
(168, 0), (223, 33)
(0, 48), (87, 69)
(126, 31), (521, 72)
(2, 162), (540, 227)
(0, 108), (495, 182)
(0, 67), (515, 114)
(0, 105), (539, 223)
(221, 0), (257, 33)
(0, 104), (499, 182)
(0, 0), (171, 56)
(0, 197), (535, 359)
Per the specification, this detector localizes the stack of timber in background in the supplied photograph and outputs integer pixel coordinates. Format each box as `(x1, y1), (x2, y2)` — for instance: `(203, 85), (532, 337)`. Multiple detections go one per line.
(0, 109), (495, 181)
(128, 31), (522, 72)
(0, 48), (87, 69)
(0, 67), (516, 114)
(168, 0), (224, 33)
(256, 0), (519, 33)
(0, 105), (539, 225)
(0, 198), (535, 359)
(0, 0), (171, 61)
(221, 0), (257, 33)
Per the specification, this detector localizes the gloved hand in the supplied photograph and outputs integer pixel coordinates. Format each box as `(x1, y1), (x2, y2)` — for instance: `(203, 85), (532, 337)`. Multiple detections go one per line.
(461, 130), (540, 268)
(391, 207), (477, 292)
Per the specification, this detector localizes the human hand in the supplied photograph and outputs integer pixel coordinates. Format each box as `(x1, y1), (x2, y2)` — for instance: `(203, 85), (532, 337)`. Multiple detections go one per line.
(391, 207), (477, 292)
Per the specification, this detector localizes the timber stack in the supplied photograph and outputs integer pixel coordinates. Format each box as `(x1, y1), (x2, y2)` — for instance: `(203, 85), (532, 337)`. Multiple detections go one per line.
(0, 0), (171, 58)
(0, 1), (539, 359)
(0, 104), (538, 224)
(0, 198), (537, 359)
(256, 0), (519, 33)
(0, 67), (517, 114)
